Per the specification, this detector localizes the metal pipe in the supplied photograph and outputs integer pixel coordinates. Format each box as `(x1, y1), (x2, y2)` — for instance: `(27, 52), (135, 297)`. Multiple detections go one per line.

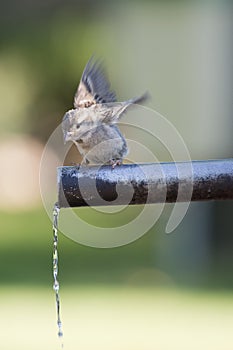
(57, 159), (233, 208)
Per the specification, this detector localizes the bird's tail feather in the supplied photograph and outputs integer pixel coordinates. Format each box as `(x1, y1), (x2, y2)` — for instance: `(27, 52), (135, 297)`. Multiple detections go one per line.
(127, 91), (150, 106)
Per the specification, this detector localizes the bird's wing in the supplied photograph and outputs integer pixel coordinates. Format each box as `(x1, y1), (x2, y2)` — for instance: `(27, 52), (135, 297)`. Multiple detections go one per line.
(74, 57), (117, 108)
(101, 92), (149, 123)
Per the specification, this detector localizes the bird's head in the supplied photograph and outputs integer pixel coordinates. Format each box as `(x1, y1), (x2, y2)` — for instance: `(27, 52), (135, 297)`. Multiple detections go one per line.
(62, 108), (99, 143)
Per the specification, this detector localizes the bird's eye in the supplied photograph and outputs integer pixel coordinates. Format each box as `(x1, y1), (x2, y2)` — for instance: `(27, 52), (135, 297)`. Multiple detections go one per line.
(76, 124), (80, 129)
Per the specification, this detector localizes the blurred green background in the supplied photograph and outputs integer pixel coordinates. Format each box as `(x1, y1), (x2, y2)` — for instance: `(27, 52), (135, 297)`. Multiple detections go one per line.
(0, 1), (233, 349)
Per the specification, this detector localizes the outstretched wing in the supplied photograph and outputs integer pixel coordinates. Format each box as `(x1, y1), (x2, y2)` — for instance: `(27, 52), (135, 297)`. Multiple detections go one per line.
(74, 58), (117, 108)
(101, 92), (149, 123)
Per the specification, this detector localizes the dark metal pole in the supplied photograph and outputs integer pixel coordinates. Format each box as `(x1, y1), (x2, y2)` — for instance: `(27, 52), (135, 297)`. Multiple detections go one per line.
(58, 159), (233, 208)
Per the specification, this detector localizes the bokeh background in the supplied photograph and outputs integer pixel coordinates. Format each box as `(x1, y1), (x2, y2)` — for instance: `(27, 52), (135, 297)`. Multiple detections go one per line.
(0, 1), (233, 349)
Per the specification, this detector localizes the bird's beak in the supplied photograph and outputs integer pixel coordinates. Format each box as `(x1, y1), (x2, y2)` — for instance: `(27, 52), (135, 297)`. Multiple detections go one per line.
(63, 132), (72, 144)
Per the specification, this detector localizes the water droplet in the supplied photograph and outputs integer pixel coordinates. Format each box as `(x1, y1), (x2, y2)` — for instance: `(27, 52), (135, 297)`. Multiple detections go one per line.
(52, 202), (64, 345)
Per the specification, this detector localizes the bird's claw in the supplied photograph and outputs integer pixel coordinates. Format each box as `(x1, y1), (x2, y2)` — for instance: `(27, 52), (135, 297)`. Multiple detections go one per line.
(110, 159), (122, 169)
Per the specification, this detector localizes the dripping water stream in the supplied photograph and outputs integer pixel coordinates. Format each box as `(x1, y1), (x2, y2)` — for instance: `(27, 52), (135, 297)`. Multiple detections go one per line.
(53, 202), (63, 346)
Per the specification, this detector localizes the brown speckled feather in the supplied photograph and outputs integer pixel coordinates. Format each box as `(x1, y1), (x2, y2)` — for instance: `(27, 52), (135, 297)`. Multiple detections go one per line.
(74, 58), (116, 108)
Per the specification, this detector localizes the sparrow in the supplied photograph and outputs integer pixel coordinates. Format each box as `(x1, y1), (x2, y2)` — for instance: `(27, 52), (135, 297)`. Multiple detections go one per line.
(62, 57), (148, 167)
